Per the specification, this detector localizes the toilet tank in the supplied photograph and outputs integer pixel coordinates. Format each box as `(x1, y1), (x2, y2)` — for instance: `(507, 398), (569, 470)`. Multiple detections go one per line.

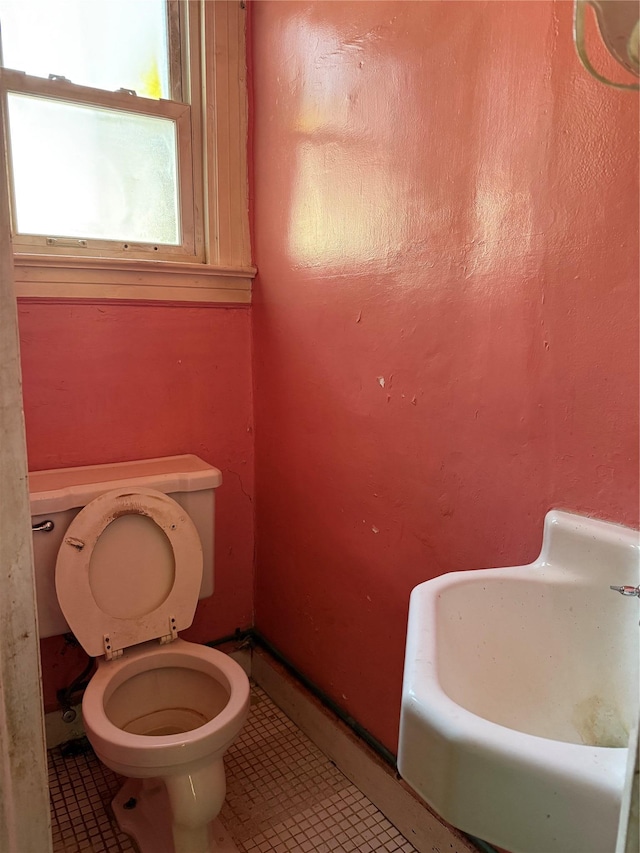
(29, 455), (222, 640)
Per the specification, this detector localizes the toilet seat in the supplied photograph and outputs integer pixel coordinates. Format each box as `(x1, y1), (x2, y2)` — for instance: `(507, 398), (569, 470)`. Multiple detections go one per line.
(56, 487), (203, 659)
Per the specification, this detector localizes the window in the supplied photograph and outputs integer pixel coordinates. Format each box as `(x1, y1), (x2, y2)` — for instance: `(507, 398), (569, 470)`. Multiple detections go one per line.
(0, 1), (253, 303)
(1, 0), (200, 260)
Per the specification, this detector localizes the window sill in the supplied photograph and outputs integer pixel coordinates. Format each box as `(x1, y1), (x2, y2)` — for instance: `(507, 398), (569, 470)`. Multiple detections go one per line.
(13, 254), (256, 304)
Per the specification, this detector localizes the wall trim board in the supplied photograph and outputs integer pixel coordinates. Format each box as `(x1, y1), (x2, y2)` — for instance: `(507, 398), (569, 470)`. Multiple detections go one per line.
(17, 296), (252, 310)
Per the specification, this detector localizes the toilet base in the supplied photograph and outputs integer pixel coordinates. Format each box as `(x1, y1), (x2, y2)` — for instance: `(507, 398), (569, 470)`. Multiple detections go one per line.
(112, 777), (239, 853)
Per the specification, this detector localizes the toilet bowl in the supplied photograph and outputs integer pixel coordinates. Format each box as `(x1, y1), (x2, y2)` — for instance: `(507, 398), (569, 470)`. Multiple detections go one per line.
(29, 456), (250, 853)
(84, 638), (249, 853)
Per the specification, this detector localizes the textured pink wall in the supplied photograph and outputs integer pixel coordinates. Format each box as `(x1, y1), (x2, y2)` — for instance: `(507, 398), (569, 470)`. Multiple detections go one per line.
(18, 300), (254, 711)
(250, 1), (639, 752)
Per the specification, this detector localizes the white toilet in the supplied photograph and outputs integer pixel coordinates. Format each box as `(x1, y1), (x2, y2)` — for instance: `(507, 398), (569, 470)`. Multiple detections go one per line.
(30, 456), (251, 853)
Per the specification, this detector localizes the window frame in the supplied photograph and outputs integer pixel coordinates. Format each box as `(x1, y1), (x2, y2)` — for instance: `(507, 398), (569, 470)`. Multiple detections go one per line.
(3, 70), (198, 261)
(1, 0), (253, 304)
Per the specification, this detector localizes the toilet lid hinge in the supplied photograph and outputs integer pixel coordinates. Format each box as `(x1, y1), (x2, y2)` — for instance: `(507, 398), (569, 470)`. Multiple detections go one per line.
(159, 616), (179, 646)
(103, 634), (123, 661)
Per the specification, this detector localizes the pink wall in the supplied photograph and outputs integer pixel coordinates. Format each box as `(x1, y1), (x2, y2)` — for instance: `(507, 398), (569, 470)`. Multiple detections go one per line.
(18, 300), (254, 711)
(250, 1), (639, 753)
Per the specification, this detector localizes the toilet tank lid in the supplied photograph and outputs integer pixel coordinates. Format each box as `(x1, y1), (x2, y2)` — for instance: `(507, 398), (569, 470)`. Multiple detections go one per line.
(29, 455), (222, 514)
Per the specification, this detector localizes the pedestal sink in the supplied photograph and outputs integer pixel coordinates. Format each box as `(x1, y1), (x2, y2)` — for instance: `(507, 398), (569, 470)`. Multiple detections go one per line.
(398, 510), (639, 853)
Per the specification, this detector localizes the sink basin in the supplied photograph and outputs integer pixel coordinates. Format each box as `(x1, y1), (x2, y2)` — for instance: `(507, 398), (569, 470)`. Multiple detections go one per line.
(398, 510), (639, 853)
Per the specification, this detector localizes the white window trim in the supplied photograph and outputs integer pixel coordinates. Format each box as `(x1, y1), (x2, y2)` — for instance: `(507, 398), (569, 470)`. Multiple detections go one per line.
(4, 70), (199, 262)
(4, 0), (254, 304)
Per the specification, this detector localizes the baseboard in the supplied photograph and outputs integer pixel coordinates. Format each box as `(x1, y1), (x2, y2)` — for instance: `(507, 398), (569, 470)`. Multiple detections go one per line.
(251, 646), (479, 853)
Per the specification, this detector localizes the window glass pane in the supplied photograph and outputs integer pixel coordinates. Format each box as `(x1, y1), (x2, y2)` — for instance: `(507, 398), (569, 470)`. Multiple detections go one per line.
(7, 93), (180, 245)
(0, 0), (170, 100)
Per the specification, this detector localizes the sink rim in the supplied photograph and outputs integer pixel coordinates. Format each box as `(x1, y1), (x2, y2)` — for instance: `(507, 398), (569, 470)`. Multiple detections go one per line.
(398, 509), (639, 853)
(410, 560), (637, 746)
(403, 567), (634, 759)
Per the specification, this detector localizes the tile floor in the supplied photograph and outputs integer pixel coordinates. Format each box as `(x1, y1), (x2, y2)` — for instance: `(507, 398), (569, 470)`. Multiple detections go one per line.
(49, 685), (418, 853)
(49, 739), (136, 853)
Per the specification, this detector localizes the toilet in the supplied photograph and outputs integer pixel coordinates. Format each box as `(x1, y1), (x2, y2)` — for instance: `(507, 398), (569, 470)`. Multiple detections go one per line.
(29, 456), (251, 853)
